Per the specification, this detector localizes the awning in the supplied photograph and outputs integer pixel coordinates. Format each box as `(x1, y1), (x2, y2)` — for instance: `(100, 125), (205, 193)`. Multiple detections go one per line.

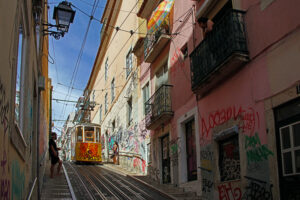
(147, 0), (174, 33)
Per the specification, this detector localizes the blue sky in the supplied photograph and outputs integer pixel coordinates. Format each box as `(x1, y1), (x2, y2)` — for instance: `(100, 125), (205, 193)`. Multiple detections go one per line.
(48, 0), (107, 134)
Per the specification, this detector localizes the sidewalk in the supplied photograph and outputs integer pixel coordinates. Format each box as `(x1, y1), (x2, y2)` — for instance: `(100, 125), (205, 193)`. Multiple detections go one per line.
(40, 160), (75, 200)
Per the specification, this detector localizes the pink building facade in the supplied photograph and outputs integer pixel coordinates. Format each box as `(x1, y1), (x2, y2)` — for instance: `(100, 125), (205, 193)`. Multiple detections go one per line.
(139, 0), (300, 199)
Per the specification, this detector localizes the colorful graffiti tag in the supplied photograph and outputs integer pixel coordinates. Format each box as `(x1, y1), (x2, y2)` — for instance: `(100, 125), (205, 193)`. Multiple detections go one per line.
(245, 133), (273, 164)
(218, 182), (242, 200)
(201, 106), (260, 137)
(11, 160), (25, 200)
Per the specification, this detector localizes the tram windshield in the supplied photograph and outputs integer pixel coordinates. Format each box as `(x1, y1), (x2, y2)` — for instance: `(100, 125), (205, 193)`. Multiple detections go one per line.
(77, 126), (83, 142)
(85, 126), (94, 142)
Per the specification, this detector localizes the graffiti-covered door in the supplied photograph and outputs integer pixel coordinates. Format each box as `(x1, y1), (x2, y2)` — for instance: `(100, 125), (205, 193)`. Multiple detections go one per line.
(275, 98), (300, 199)
(186, 119), (197, 181)
(161, 134), (171, 183)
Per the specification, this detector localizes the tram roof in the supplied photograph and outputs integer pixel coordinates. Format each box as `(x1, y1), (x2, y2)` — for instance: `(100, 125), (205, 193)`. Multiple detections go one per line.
(73, 122), (101, 128)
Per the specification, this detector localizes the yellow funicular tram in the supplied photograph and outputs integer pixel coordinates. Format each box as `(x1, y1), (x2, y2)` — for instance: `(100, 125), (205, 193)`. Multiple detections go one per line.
(71, 123), (102, 164)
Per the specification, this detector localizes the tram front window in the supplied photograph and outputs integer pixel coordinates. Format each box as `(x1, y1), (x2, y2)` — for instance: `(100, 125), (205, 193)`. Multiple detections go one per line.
(85, 126), (95, 142)
(77, 126), (83, 142)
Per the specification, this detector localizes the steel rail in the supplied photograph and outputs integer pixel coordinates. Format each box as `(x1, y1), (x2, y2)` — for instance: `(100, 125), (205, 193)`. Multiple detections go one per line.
(78, 166), (124, 200)
(65, 162), (95, 200)
(75, 166), (108, 200)
(85, 166), (132, 200)
(100, 166), (154, 200)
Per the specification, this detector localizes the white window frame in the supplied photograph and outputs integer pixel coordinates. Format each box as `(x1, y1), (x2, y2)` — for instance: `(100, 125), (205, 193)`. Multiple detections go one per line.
(111, 78), (115, 102)
(15, 13), (27, 135)
(105, 57), (108, 81)
(99, 105), (102, 123)
(126, 48), (133, 78)
(142, 82), (150, 115)
(105, 93), (108, 114)
(127, 97), (133, 126)
(280, 121), (300, 176)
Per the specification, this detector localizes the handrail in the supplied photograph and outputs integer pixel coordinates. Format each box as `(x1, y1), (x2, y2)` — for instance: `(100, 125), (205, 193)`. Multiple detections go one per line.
(26, 177), (37, 200)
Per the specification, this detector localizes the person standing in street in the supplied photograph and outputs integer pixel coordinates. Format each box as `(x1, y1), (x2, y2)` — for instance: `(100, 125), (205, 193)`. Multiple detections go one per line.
(49, 132), (62, 178)
(113, 141), (119, 165)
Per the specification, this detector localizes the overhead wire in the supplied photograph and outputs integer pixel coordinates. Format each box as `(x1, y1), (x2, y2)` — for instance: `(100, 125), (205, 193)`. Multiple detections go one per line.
(50, 1), (196, 126)
(74, 0), (138, 14)
(57, 0), (100, 123)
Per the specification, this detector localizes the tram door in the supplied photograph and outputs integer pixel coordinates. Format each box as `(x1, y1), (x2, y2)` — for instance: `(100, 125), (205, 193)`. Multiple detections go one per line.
(161, 134), (171, 184)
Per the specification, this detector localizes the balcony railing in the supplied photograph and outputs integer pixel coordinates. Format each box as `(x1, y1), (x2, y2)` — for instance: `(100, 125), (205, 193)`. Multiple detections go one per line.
(190, 9), (249, 96)
(144, 26), (171, 63)
(145, 84), (173, 130)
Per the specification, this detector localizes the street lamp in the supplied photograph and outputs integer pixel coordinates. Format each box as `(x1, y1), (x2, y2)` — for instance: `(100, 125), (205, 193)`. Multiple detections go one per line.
(43, 1), (76, 39)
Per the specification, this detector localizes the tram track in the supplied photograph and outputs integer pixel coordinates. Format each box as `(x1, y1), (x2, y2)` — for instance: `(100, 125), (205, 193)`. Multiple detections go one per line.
(88, 166), (147, 200)
(64, 162), (173, 200)
(77, 166), (124, 200)
(92, 166), (155, 200)
(64, 162), (101, 200)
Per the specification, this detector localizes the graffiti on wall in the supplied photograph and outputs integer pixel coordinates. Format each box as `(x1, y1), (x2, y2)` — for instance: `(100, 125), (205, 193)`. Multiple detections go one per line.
(170, 48), (185, 75)
(218, 182), (242, 200)
(0, 79), (10, 135)
(148, 165), (160, 181)
(170, 137), (181, 166)
(0, 78), (10, 200)
(201, 106), (260, 137)
(11, 160), (25, 200)
(242, 176), (273, 200)
(245, 133), (273, 164)
(1, 150), (10, 200)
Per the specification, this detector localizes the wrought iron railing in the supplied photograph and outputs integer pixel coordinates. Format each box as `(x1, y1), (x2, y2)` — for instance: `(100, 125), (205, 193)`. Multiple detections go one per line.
(190, 9), (248, 89)
(145, 84), (173, 127)
(144, 26), (169, 59)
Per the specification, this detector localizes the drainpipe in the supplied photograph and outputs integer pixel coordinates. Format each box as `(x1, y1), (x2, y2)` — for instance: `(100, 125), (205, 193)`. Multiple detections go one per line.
(37, 75), (46, 199)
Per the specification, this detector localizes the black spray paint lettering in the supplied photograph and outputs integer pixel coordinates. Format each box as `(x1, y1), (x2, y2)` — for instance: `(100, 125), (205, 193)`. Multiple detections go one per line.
(242, 176), (273, 200)
(202, 178), (213, 192)
(0, 79), (9, 134)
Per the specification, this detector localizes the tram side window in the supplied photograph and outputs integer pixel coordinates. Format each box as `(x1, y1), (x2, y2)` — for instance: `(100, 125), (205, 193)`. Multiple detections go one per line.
(96, 128), (100, 142)
(85, 126), (95, 142)
(77, 126), (83, 142)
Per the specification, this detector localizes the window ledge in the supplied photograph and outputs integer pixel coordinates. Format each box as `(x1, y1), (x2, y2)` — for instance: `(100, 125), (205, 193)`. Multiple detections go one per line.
(11, 122), (27, 161)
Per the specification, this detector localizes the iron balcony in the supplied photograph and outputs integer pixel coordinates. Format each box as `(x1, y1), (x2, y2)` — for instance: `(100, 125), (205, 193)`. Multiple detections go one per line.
(144, 26), (171, 63)
(145, 84), (173, 130)
(190, 9), (249, 97)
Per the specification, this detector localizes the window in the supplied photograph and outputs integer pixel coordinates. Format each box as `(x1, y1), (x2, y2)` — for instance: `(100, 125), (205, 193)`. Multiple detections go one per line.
(219, 135), (240, 181)
(77, 126), (83, 142)
(280, 121), (300, 176)
(111, 78), (115, 102)
(15, 21), (25, 129)
(84, 126), (94, 142)
(105, 58), (108, 81)
(181, 44), (188, 60)
(112, 120), (115, 132)
(126, 49), (133, 78)
(142, 83), (150, 115)
(127, 97), (132, 126)
(155, 65), (168, 90)
(105, 93), (108, 114)
(99, 105), (102, 123)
